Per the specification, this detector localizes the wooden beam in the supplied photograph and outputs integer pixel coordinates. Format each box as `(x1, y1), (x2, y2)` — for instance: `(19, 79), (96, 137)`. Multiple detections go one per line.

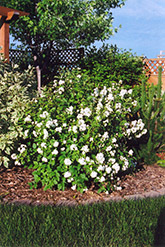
(0, 6), (29, 17)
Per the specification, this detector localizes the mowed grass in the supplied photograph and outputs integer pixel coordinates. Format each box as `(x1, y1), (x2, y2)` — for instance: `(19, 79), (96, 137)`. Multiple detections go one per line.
(0, 196), (165, 247)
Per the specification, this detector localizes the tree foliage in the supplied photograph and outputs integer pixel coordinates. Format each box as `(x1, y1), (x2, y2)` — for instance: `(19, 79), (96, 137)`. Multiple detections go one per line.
(1, 0), (125, 84)
(2, 0), (125, 48)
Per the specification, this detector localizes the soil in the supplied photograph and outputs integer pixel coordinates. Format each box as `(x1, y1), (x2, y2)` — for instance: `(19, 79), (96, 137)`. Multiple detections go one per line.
(0, 156), (165, 207)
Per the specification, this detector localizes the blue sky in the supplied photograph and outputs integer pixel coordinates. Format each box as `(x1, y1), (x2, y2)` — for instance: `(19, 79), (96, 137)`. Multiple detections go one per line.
(96, 0), (165, 58)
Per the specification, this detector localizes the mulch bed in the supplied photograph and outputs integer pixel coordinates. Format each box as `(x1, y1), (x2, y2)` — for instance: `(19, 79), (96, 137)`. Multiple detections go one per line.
(0, 158), (165, 207)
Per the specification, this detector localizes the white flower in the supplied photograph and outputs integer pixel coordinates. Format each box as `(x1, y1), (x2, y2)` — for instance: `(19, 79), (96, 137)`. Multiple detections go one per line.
(100, 86), (107, 96)
(79, 124), (87, 131)
(102, 132), (109, 141)
(110, 150), (116, 157)
(46, 120), (53, 128)
(53, 119), (58, 126)
(59, 80), (65, 85)
(42, 157), (48, 162)
(132, 100), (137, 106)
(52, 149), (58, 155)
(96, 116), (101, 121)
(81, 145), (89, 153)
(94, 88), (99, 97)
(142, 129), (147, 135)
(90, 137), (94, 142)
(85, 156), (90, 162)
(67, 178), (74, 183)
(15, 161), (21, 166)
(128, 149), (134, 156)
(33, 131), (37, 137)
(63, 123), (67, 127)
(61, 147), (65, 151)
(106, 166), (112, 174)
(96, 153), (105, 164)
(109, 158), (116, 164)
(119, 89), (127, 98)
(64, 171), (71, 178)
(78, 157), (86, 165)
(64, 158), (72, 166)
(126, 129), (131, 136)
(112, 137), (117, 143)
(72, 125), (78, 133)
(97, 165), (105, 171)
(91, 171), (97, 178)
(104, 111), (110, 117)
(11, 153), (17, 160)
(55, 127), (62, 133)
(112, 163), (120, 173)
(70, 144), (78, 151)
(96, 102), (103, 111)
(24, 115), (32, 122)
(37, 148), (43, 154)
(36, 122), (42, 128)
(43, 129), (49, 139)
(128, 89), (132, 94)
(18, 144), (26, 153)
(77, 113), (83, 119)
(58, 87), (64, 94)
(24, 130), (29, 137)
(100, 176), (105, 182)
(115, 103), (121, 109)
(41, 143), (47, 148)
(40, 111), (49, 119)
(63, 140), (67, 144)
(106, 146), (112, 152)
(53, 141), (59, 147)
(107, 93), (114, 101)
(66, 106), (74, 115)
(71, 185), (77, 190)
(131, 127), (137, 133)
(77, 74), (81, 78)
(81, 107), (92, 117)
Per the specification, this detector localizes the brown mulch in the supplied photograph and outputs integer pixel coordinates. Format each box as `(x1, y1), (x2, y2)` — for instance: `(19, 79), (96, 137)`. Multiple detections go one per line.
(0, 162), (165, 207)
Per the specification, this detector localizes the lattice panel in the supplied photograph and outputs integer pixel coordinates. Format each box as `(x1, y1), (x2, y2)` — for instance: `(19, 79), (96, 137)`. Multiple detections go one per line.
(49, 48), (84, 65)
(9, 48), (84, 67)
(9, 49), (32, 65)
(144, 58), (165, 75)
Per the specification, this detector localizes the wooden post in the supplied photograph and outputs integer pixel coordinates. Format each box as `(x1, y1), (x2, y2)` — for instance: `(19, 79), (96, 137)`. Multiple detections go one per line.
(0, 6), (29, 62)
(0, 22), (9, 62)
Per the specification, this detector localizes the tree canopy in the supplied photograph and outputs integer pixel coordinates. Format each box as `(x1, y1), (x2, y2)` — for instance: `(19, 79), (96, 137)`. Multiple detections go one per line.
(1, 0), (125, 84)
(1, 0), (125, 49)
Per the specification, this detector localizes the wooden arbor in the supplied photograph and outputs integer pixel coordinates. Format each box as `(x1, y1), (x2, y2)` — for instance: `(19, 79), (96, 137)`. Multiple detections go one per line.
(0, 6), (29, 62)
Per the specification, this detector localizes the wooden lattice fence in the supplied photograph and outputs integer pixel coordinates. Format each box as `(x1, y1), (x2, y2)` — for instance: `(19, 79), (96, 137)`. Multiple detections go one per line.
(144, 58), (165, 75)
(9, 47), (84, 84)
(9, 47), (84, 69)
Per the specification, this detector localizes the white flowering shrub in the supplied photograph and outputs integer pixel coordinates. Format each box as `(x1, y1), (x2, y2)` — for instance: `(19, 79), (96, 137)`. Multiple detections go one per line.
(15, 71), (147, 193)
(0, 58), (36, 167)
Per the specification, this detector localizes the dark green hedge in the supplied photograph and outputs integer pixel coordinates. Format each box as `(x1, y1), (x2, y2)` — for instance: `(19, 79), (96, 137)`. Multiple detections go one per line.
(0, 196), (164, 247)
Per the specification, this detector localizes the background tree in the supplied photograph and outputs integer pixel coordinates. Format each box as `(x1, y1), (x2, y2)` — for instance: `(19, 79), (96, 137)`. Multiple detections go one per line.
(1, 0), (125, 84)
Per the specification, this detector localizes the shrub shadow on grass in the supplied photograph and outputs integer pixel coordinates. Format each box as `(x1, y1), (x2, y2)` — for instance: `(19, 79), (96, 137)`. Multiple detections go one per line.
(154, 207), (165, 247)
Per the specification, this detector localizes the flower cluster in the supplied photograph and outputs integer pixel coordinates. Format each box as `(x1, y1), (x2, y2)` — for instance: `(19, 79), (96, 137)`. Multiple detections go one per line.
(15, 74), (147, 193)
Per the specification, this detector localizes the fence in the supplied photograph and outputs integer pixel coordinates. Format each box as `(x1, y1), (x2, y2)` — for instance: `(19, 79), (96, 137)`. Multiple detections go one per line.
(9, 47), (84, 84)
(9, 47), (84, 69)
(144, 58), (165, 75)
(144, 58), (165, 90)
